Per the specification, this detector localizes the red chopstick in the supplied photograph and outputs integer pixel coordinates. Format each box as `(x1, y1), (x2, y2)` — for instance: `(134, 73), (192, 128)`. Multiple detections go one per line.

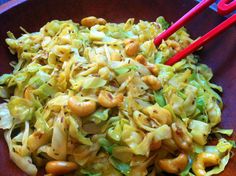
(217, 0), (236, 15)
(165, 14), (236, 65)
(153, 0), (216, 46)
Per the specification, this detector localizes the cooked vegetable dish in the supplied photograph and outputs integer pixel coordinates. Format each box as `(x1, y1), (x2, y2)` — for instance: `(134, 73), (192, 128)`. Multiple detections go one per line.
(0, 16), (234, 176)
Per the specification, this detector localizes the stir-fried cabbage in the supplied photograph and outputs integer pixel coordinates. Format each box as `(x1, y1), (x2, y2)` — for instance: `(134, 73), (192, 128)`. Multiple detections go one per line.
(0, 103), (13, 129)
(0, 17), (234, 176)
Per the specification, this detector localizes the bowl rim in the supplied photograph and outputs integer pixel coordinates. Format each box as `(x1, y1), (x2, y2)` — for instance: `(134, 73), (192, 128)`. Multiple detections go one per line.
(0, 0), (27, 15)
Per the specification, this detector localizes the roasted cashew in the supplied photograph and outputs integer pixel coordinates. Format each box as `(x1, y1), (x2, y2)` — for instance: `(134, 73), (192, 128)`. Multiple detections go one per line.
(81, 16), (106, 28)
(142, 75), (161, 91)
(147, 64), (160, 76)
(159, 153), (188, 174)
(97, 18), (107, 25)
(81, 16), (98, 27)
(192, 152), (220, 176)
(124, 39), (140, 57)
(45, 161), (78, 175)
(134, 54), (159, 76)
(135, 54), (147, 65)
(171, 122), (193, 152)
(98, 90), (123, 108)
(68, 96), (96, 117)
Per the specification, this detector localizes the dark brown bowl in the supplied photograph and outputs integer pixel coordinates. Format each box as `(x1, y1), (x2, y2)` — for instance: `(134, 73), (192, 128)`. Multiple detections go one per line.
(0, 0), (235, 175)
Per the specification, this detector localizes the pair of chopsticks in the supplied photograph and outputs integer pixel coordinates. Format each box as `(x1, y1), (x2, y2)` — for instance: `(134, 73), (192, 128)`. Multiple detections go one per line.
(154, 0), (236, 66)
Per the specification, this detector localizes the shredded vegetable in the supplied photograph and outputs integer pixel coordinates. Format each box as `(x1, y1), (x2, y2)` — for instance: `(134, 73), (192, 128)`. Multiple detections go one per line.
(0, 16), (234, 176)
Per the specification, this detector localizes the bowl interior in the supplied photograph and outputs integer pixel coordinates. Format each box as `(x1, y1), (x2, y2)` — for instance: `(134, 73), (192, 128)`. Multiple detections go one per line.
(0, 0), (235, 175)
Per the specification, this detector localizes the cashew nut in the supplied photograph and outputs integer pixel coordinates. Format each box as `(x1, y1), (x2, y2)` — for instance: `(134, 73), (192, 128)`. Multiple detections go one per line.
(124, 39), (140, 57)
(135, 54), (147, 65)
(171, 122), (193, 152)
(142, 75), (161, 91)
(98, 90), (123, 108)
(192, 152), (220, 176)
(97, 18), (107, 25)
(158, 153), (188, 174)
(147, 64), (160, 76)
(134, 54), (159, 76)
(143, 104), (172, 125)
(45, 161), (78, 175)
(68, 96), (96, 117)
(81, 16), (107, 28)
(81, 16), (98, 28)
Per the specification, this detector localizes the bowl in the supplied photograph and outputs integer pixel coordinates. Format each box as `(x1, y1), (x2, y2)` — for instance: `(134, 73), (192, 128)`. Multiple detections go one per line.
(0, 0), (235, 175)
